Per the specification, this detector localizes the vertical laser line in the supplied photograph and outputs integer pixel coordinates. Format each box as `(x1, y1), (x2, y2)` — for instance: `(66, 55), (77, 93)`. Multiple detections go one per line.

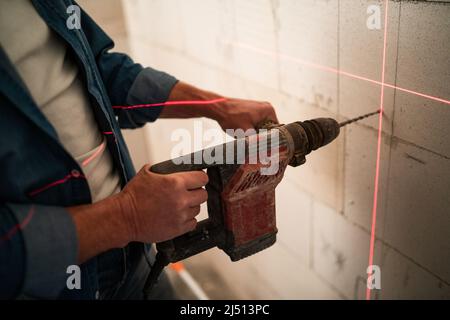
(366, 0), (389, 301)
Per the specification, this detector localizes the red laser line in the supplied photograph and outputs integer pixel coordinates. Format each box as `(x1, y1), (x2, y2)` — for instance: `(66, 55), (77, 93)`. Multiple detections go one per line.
(232, 41), (383, 86)
(112, 98), (227, 110)
(366, 0), (389, 301)
(29, 172), (86, 197)
(82, 141), (107, 167)
(0, 205), (35, 245)
(228, 42), (450, 106)
(103, 131), (114, 135)
(383, 83), (450, 105)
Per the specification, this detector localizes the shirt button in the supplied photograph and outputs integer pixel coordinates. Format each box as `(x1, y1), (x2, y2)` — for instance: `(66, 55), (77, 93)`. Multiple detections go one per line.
(71, 169), (81, 178)
(95, 290), (100, 300)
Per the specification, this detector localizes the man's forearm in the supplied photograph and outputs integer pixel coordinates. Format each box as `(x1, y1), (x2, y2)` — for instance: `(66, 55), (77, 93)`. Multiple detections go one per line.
(67, 193), (130, 264)
(160, 81), (227, 122)
(160, 81), (278, 131)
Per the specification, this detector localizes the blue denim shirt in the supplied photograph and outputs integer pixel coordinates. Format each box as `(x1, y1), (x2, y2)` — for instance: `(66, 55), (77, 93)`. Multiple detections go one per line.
(0, 0), (177, 299)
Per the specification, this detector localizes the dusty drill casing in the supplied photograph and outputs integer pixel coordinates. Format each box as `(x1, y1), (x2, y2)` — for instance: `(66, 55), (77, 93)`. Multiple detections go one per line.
(144, 118), (340, 292)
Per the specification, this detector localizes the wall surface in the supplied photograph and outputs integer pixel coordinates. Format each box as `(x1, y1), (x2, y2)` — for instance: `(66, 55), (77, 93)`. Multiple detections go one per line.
(117, 0), (449, 299)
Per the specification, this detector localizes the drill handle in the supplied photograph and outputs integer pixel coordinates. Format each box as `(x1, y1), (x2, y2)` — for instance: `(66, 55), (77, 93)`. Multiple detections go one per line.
(143, 221), (219, 294)
(147, 156), (226, 286)
(155, 219), (219, 262)
(149, 149), (223, 254)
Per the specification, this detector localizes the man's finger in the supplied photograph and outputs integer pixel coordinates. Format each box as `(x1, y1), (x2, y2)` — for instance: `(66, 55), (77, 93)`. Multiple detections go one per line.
(184, 205), (201, 220)
(177, 171), (209, 190)
(187, 188), (208, 207)
(182, 218), (198, 233)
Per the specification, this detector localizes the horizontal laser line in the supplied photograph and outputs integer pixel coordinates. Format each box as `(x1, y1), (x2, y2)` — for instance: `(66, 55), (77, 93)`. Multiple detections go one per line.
(113, 98), (227, 110)
(229, 41), (450, 106)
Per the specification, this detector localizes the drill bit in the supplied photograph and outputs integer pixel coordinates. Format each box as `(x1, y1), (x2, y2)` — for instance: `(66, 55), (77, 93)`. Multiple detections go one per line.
(339, 110), (381, 127)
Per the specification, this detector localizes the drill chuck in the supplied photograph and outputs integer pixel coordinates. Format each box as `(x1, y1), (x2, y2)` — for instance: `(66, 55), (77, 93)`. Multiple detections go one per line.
(299, 118), (340, 152)
(281, 118), (340, 167)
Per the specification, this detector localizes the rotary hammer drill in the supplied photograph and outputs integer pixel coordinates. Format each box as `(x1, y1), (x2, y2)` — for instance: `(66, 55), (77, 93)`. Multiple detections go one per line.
(143, 111), (379, 293)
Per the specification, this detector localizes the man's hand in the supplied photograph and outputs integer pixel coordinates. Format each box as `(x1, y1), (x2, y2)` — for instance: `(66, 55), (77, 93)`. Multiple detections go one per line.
(119, 165), (208, 243)
(160, 82), (279, 131)
(214, 98), (278, 131)
(68, 165), (208, 263)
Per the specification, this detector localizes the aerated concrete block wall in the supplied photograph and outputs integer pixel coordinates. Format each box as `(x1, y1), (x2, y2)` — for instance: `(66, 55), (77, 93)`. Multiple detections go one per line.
(121, 0), (450, 299)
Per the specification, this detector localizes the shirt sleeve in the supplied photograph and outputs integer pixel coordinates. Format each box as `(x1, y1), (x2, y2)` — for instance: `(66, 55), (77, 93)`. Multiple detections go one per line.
(121, 67), (179, 128)
(0, 203), (78, 299)
(78, 3), (178, 129)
